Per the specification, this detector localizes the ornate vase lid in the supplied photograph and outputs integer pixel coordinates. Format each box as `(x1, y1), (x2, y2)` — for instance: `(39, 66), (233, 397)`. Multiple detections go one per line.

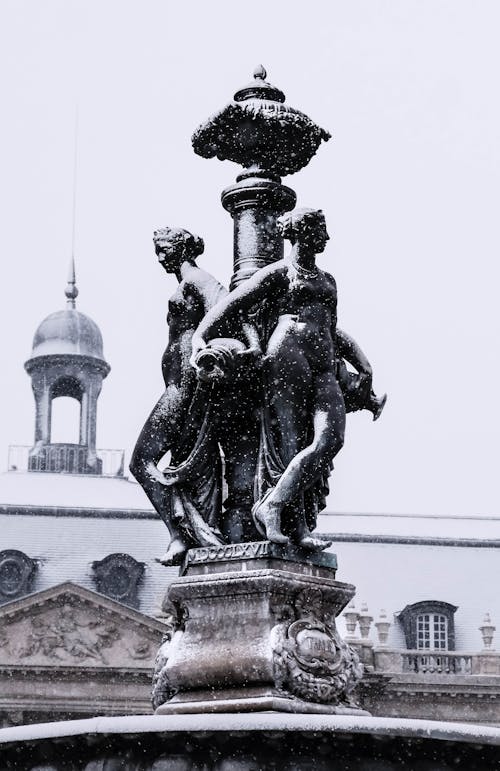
(192, 66), (331, 178)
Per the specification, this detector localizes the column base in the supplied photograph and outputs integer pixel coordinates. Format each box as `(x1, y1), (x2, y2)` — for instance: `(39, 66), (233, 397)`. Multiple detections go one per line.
(157, 688), (370, 716)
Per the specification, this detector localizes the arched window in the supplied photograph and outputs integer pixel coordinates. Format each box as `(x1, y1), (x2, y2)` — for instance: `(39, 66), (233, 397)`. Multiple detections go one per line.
(397, 601), (458, 651)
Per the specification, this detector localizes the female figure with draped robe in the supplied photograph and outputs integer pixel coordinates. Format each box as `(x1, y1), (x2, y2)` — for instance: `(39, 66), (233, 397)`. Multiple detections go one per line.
(192, 208), (345, 550)
(130, 226), (228, 565)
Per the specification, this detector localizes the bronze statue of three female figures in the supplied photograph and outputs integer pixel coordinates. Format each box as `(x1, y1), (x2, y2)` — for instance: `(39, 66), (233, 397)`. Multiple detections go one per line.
(131, 210), (386, 564)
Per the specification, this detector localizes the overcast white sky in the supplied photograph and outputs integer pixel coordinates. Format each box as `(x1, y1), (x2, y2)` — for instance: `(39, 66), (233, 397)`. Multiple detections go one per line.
(0, 0), (499, 517)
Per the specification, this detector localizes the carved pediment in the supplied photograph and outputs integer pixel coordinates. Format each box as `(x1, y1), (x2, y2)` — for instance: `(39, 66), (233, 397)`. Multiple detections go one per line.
(0, 582), (168, 669)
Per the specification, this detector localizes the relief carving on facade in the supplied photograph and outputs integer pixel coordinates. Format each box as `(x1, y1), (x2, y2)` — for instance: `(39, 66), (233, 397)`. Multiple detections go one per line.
(0, 590), (165, 669)
(17, 604), (120, 664)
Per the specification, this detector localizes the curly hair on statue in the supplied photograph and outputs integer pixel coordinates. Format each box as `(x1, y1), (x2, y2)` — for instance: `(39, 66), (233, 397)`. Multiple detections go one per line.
(152, 226), (204, 259)
(277, 207), (325, 244)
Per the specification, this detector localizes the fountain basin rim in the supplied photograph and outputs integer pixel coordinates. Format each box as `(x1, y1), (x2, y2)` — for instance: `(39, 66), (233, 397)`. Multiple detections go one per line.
(0, 713), (499, 747)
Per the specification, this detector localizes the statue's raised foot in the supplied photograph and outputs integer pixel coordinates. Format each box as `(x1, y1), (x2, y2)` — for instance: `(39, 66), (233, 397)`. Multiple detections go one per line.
(155, 537), (189, 566)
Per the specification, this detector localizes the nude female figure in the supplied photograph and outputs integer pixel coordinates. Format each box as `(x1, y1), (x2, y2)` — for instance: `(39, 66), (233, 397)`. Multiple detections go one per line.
(191, 208), (345, 550)
(130, 226), (228, 565)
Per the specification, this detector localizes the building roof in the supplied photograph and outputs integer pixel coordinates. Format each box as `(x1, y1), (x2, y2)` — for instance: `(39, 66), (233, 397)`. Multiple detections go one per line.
(0, 471), (152, 513)
(316, 511), (500, 545)
(0, 511), (175, 618)
(1, 500), (499, 649)
(1, 462), (498, 651)
(2, 471), (498, 541)
(1, 510), (498, 650)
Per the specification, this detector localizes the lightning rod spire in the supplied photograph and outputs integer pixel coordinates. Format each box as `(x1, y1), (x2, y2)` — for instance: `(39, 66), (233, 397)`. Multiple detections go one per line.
(65, 107), (79, 309)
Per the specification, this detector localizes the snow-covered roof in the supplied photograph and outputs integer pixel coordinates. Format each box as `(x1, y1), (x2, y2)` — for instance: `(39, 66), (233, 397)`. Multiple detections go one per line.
(0, 470), (152, 513)
(316, 511), (500, 543)
(1, 470), (498, 544)
(1, 468), (498, 651)
(1, 507), (498, 650)
(0, 512), (175, 618)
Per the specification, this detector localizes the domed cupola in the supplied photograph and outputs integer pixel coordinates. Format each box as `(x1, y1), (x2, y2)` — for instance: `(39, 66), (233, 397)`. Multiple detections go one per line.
(24, 259), (110, 475)
(31, 309), (105, 360)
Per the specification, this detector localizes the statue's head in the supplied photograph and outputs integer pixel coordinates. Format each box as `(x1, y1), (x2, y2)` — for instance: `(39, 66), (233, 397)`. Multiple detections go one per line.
(153, 226), (204, 271)
(277, 208), (329, 254)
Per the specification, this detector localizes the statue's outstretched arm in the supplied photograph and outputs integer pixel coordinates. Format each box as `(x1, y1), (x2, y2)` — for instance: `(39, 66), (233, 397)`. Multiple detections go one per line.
(336, 327), (373, 376)
(191, 263), (283, 358)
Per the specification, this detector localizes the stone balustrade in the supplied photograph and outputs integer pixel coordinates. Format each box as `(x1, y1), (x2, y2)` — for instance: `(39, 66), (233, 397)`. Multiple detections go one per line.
(370, 648), (500, 676)
(401, 651), (472, 674)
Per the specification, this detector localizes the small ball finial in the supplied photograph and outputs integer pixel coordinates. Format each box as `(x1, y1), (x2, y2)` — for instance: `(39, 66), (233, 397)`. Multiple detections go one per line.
(65, 283), (78, 304)
(254, 64), (267, 81)
(65, 255), (79, 308)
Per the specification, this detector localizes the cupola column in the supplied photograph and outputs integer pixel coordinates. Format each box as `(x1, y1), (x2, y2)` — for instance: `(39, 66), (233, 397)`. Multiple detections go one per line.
(32, 378), (51, 445)
(79, 377), (102, 467)
(79, 390), (89, 446)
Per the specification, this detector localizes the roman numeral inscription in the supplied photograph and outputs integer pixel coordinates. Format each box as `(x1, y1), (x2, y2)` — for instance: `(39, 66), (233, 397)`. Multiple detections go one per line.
(186, 541), (271, 565)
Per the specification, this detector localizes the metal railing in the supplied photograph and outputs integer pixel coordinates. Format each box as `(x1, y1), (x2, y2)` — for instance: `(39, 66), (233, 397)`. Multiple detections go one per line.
(7, 445), (125, 478)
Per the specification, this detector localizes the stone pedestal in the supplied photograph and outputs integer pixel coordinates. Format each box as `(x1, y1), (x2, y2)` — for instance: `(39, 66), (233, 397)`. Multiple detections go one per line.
(153, 542), (368, 715)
